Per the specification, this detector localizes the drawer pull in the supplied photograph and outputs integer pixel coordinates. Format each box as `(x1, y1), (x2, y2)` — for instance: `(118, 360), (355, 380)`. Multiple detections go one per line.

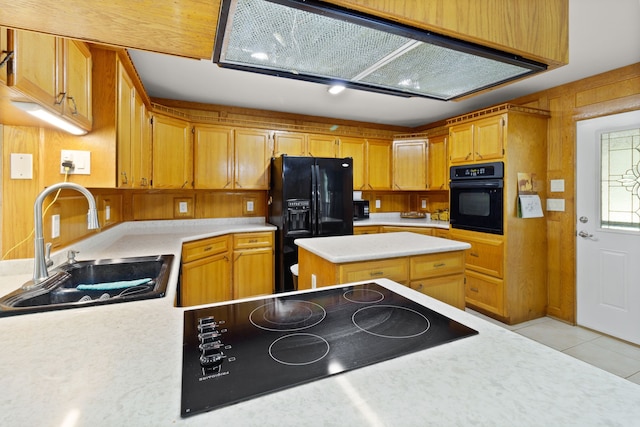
(248, 239), (258, 243)
(469, 252), (480, 257)
(470, 287), (479, 292)
(370, 271), (384, 277)
(203, 246), (212, 252)
(433, 262), (446, 268)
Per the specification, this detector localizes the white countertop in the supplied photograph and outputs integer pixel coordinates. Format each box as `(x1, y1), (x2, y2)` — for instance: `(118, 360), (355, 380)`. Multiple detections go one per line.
(353, 212), (450, 229)
(1, 219), (639, 427)
(295, 232), (471, 263)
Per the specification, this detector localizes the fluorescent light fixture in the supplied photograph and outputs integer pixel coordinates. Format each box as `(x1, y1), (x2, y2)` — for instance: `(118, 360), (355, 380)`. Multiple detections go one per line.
(11, 101), (88, 135)
(328, 85), (346, 95)
(214, 0), (547, 100)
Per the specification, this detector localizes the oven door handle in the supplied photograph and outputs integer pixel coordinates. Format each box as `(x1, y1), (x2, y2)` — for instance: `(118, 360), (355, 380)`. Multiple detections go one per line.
(449, 179), (503, 189)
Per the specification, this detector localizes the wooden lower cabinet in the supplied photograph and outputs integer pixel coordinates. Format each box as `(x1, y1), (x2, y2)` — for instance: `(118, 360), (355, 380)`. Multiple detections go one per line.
(180, 235), (232, 306)
(233, 232), (274, 299)
(381, 226), (433, 236)
(464, 270), (504, 316)
(353, 225), (380, 235)
(180, 231), (274, 306)
(298, 248), (465, 309)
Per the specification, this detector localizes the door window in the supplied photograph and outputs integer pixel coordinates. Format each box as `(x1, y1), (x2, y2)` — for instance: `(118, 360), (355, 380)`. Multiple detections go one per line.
(600, 127), (640, 231)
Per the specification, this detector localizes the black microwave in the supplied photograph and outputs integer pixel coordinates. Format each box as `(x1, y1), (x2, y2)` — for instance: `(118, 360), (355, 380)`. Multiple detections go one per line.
(353, 200), (370, 220)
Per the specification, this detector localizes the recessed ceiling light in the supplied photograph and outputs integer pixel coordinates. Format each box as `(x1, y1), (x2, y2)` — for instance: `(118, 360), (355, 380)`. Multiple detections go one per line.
(328, 85), (346, 95)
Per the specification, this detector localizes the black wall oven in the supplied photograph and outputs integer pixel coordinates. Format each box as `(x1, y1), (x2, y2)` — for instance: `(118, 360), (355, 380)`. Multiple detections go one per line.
(449, 162), (504, 235)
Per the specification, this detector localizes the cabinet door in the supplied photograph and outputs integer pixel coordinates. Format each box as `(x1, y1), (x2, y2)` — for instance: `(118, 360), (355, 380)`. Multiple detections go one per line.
(11, 30), (60, 109)
(410, 274), (465, 310)
(353, 226), (380, 235)
(339, 258), (409, 284)
(194, 125), (234, 189)
(62, 39), (92, 129)
(307, 134), (336, 158)
(132, 96), (151, 188)
(234, 128), (271, 189)
(152, 114), (192, 189)
(338, 136), (366, 190)
(427, 135), (448, 190)
(1, 27), (8, 84)
(116, 61), (134, 188)
(392, 140), (427, 190)
(273, 131), (306, 157)
(233, 248), (274, 299)
(449, 123), (474, 164)
(465, 270), (505, 316)
(474, 115), (505, 161)
(366, 139), (392, 190)
(181, 253), (232, 306)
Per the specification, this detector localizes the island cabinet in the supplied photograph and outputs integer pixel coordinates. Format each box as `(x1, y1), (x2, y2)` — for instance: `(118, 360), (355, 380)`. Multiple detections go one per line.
(151, 113), (192, 189)
(380, 226), (433, 236)
(180, 231), (274, 306)
(298, 248), (465, 309)
(8, 29), (92, 131)
(392, 139), (427, 190)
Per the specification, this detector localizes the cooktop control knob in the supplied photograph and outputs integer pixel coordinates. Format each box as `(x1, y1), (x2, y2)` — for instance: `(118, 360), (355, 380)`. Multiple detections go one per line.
(198, 330), (221, 343)
(200, 350), (226, 370)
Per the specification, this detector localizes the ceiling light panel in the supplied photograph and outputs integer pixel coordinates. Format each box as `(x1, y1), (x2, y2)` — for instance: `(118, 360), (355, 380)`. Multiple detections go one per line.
(214, 0), (547, 100)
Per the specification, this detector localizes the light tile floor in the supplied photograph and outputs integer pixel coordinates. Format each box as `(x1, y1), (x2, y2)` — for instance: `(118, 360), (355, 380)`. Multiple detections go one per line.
(466, 309), (640, 385)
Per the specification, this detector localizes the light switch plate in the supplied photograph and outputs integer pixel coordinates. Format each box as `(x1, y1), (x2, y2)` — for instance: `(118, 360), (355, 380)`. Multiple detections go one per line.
(550, 179), (565, 192)
(60, 149), (91, 175)
(10, 153), (33, 179)
(547, 198), (565, 211)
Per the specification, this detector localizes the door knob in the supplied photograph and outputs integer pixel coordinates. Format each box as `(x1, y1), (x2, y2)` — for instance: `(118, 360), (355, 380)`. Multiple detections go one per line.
(578, 230), (597, 240)
(579, 216), (589, 223)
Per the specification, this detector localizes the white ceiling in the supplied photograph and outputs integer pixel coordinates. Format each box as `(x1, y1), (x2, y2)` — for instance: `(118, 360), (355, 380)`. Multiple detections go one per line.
(128, 0), (640, 128)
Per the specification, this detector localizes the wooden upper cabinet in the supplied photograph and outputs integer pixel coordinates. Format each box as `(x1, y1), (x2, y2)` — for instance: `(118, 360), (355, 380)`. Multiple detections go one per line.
(116, 62), (134, 187)
(62, 39), (92, 129)
(427, 134), (448, 190)
(392, 139), (427, 190)
(9, 30), (92, 131)
(193, 125), (234, 189)
(234, 128), (272, 190)
(151, 114), (192, 189)
(366, 138), (392, 190)
(449, 114), (505, 165)
(307, 134), (337, 158)
(338, 136), (366, 190)
(1, 27), (8, 84)
(273, 131), (306, 157)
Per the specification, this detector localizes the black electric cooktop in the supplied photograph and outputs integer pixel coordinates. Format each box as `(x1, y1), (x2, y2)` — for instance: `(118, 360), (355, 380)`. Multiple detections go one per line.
(181, 282), (478, 417)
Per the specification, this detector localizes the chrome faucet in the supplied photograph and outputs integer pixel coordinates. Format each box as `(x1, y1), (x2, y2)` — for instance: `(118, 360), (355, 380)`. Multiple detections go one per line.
(28, 182), (99, 287)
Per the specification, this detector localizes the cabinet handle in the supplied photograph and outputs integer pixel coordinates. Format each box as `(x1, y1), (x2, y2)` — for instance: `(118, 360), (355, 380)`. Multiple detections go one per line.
(66, 95), (79, 115)
(433, 263), (445, 268)
(181, 181), (188, 189)
(476, 152), (483, 159)
(235, 181), (243, 188)
(121, 171), (128, 185)
(54, 92), (66, 106)
(0, 50), (13, 68)
(469, 252), (479, 257)
(369, 271), (384, 277)
(203, 246), (212, 252)
(465, 152), (472, 160)
(248, 239), (258, 243)
(140, 177), (148, 187)
(415, 283), (424, 291)
(470, 287), (479, 292)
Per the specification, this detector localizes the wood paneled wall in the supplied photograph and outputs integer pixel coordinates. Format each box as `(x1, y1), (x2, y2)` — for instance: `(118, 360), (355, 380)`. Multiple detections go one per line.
(510, 63), (640, 323)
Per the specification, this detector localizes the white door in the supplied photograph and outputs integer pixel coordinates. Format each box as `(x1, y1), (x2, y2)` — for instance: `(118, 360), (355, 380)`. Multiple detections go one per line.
(576, 110), (640, 345)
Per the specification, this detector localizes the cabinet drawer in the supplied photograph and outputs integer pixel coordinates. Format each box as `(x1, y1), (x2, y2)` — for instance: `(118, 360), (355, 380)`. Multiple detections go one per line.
(381, 226), (433, 236)
(233, 232), (273, 249)
(353, 226), (380, 235)
(409, 274), (465, 309)
(182, 235), (230, 263)
(339, 258), (409, 283)
(451, 231), (503, 278)
(465, 270), (504, 316)
(410, 251), (464, 279)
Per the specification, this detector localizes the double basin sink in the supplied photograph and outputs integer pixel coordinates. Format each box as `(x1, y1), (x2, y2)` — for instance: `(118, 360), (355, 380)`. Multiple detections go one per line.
(0, 254), (173, 316)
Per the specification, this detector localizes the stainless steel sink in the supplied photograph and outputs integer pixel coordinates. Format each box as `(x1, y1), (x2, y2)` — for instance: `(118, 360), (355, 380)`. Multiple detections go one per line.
(0, 255), (174, 316)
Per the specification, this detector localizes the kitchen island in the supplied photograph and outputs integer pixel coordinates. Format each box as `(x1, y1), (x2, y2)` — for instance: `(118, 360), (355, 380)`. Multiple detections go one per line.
(296, 232), (471, 308)
(1, 220), (639, 427)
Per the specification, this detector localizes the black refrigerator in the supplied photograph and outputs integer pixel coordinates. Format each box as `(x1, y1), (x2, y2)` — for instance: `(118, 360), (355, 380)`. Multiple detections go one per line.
(269, 155), (354, 293)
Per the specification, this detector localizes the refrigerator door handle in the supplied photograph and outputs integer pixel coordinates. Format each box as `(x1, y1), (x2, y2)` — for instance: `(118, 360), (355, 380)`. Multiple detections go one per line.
(311, 164), (319, 235)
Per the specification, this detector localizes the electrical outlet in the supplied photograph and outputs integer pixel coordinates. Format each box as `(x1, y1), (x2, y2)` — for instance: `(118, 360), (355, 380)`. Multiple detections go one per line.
(421, 199), (427, 209)
(311, 274), (317, 289)
(246, 200), (254, 212)
(375, 199), (381, 209)
(105, 205), (111, 221)
(51, 214), (60, 239)
(60, 150), (91, 175)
